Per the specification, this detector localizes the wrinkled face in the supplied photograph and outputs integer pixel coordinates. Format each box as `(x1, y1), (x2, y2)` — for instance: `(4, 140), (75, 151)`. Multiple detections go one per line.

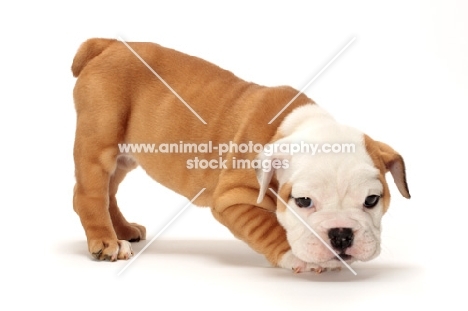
(256, 104), (410, 269)
(276, 152), (386, 268)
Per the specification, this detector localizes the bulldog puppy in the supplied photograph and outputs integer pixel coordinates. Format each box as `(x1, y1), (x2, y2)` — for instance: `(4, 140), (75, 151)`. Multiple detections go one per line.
(71, 38), (410, 272)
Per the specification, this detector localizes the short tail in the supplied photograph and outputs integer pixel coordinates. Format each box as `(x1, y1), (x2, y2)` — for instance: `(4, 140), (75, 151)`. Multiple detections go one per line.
(71, 38), (117, 77)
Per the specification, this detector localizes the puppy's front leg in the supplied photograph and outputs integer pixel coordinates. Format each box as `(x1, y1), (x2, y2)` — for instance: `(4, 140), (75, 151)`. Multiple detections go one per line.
(211, 203), (319, 272)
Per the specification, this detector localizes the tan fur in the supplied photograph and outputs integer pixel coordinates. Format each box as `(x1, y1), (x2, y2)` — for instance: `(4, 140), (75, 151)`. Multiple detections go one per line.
(72, 38), (118, 77)
(72, 38), (312, 264)
(364, 135), (410, 213)
(277, 183), (293, 213)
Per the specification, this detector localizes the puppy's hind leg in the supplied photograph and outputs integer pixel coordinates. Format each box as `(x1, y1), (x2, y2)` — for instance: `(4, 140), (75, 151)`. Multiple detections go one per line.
(73, 111), (134, 261)
(108, 155), (146, 242)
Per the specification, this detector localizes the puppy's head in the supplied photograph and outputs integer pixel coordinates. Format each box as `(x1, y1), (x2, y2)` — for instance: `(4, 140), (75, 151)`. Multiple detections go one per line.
(256, 105), (410, 269)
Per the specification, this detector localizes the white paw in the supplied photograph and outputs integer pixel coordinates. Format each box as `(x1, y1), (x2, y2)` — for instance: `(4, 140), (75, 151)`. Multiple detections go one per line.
(278, 250), (325, 274)
(116, 240), (134, 260)
(89, 239), (134, 261)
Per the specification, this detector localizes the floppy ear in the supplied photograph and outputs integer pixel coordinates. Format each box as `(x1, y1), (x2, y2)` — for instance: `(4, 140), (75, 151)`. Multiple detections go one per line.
(255, 162), (275, 204)
(255, 141), (291, 204)
(375, 141), (411, 199)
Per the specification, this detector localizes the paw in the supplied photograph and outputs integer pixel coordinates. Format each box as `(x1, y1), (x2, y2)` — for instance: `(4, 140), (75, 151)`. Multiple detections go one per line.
(114, 223), (146, 242)
(89, 239), (134, 261)
(278, 250), (325, 274)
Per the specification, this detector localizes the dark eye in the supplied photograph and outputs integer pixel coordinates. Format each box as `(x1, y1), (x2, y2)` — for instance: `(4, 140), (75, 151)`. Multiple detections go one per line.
(364, 195), (380, 209)
(295, 197), (313, 208)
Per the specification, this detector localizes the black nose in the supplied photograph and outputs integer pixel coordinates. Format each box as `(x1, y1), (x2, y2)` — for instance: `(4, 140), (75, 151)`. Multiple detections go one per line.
(328, 228), (354, 251)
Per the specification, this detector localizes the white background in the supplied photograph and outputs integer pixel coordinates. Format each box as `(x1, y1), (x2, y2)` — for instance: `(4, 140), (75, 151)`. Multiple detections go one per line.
(1, 0), (467, 309)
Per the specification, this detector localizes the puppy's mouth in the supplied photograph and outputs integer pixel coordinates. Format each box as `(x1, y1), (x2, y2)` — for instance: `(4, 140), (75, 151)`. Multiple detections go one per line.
(334, 253), (353, 261)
